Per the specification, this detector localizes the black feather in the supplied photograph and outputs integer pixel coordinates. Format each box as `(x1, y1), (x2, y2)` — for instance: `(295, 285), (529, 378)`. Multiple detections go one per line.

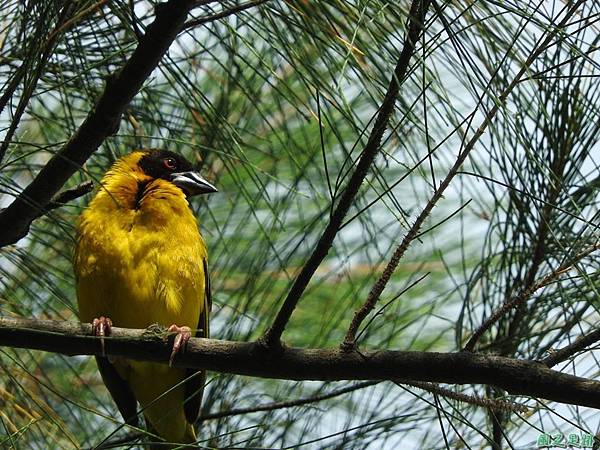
(183, 257), (211, 424)
(138, 150), (194, 180)
(96, 356), (139, 427)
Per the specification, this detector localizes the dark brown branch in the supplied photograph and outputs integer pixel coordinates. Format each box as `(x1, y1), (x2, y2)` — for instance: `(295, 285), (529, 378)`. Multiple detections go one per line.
(463, 243), (599, 352)
(0, 0), (197, 247)
(32, 181), (94, 219)
(2, 317), (600, 410)
(341, 0), (587, 351)
(182, 0), (270, 30)
(260, 0), (432, 349)
(542, 327), (600, 368)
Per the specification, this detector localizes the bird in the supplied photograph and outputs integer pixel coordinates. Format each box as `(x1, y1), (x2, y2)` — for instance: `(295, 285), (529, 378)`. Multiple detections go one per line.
(73, 149), (217, 447)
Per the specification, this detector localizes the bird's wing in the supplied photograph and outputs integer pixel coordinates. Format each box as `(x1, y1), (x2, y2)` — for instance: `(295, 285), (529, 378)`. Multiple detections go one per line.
(183, 257), (211, 424)
(95, 356), (139, 427)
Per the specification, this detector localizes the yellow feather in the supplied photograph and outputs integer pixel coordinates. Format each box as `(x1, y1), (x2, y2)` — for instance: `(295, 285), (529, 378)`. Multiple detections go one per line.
(74, 151), (208, 445)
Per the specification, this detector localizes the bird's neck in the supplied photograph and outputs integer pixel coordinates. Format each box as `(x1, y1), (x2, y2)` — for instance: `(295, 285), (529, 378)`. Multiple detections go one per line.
(87, 166), (197, 231)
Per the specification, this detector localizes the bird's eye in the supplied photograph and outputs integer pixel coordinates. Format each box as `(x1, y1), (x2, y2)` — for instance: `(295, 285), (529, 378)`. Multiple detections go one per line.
(163, 157), (177, 170)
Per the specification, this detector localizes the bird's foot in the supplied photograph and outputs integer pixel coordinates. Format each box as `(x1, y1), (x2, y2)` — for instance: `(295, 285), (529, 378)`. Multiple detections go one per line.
(167, 324), (191, 367)
(92, 316), (112, 356)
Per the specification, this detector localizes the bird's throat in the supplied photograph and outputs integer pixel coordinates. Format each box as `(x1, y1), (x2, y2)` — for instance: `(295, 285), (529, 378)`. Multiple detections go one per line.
(133, 180), (151, 210)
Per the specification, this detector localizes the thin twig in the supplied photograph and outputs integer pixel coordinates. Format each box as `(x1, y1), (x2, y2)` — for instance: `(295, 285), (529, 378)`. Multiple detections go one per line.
(463, 243), (600, 352)
(182, 0), (270, 30)
(402, 381), (529, 413)
(542, 328), (600, 368)
(92, 432), (142, 450)
(260, 0), (432, 349)
(0, 3), (81, 163)
(200, 381), (380, 420)
(354, 272), (430, 343)
(90, 382), (380, 448)
(34, 181), (94, 218)
(341, 0), (587, 351)
(45, 0), (108, 44)
(0, 181), (94, 237)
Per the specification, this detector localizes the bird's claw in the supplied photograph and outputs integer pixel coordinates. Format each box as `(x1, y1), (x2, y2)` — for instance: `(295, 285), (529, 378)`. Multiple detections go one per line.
(167, 324), (191, 367)
(92, 316), (112, 356)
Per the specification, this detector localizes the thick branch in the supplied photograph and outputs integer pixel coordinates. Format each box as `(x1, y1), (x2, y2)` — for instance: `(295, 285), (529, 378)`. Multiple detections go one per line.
(2, 317), (600, 410)
(0, 0), (196, 247)
(261, 0), (431, 349)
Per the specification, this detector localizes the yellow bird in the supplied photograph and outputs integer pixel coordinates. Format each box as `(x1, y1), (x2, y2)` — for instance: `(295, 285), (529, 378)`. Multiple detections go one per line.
(74, 149), (216, 447)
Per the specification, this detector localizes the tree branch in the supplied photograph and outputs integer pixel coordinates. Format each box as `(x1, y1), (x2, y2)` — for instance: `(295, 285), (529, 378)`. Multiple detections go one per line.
(200, 380), (380, 420)
(260, 0), (432, 349)
(182, 0), (270, 30)
(0, 0), (197, 247)
(402, 381), (528, 413)
(30, 181), (94, 219)
(463, 243), (600, 352)
(341, 0), (587, 351)
(542, 327), (600, 368)
(2, 317), (600, 410)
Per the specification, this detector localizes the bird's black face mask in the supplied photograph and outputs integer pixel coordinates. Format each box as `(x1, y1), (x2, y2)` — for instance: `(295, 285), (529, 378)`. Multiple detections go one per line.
(139, 150), (218, 197)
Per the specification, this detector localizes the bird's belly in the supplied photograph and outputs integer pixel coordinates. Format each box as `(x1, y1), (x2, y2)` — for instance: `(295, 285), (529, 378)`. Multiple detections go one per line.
(76, 229), (203, 331)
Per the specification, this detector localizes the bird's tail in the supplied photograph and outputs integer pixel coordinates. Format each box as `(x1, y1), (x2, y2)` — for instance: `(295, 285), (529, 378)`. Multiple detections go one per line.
(146, 416), (197, 449)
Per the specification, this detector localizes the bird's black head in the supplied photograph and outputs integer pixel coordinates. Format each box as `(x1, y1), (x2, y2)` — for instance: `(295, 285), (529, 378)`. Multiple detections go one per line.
(138, 150), (217, 197)
(139, 149), (194, 179)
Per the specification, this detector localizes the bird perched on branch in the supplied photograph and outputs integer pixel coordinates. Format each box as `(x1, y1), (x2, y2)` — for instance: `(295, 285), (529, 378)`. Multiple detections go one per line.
(74, 150), (216, 447)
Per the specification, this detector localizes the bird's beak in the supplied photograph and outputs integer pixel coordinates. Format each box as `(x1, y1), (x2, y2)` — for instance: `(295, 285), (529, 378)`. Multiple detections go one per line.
(170, 171), (218, 197)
